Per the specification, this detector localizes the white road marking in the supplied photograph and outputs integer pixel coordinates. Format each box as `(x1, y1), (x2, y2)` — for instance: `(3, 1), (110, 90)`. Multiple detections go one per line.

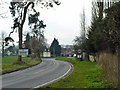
(33, 63), (72, 88)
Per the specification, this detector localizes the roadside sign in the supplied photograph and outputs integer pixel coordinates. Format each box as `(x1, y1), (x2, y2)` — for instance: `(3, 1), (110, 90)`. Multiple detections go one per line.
(77, 49), (82, 54)
(22, 43), (26, 48)
(77, 55), (82, 58)
(19, 49), (28, 56)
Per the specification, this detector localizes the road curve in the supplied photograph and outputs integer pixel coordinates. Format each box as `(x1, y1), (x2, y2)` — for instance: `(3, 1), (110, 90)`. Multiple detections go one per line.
(2, 58), (72, 89)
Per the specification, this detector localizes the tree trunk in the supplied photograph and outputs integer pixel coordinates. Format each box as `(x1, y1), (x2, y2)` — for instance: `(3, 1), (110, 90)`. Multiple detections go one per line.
(2, 42), (4, 57)
(17, 26), (22, 61)
(36, 52), (40, 59)
(17, 2), (34, 61)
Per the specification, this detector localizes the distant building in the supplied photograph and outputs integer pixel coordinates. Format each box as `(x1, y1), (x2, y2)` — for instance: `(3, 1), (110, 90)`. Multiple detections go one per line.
(43, 48), (51, 57)
(5, 46), (18, 56)
(40, 47), (51, 57)
(61, 45), (74, 57)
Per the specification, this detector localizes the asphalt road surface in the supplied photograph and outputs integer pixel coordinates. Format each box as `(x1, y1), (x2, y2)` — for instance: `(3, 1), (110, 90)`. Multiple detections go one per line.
(2, 58), (72, 89)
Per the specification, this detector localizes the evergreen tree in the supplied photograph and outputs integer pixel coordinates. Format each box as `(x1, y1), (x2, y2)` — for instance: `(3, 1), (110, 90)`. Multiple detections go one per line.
(85, 1), (119, 55)
(50, 38), (61, 57)
(24, 33), (30, 49)
(24, 33), (31, 55)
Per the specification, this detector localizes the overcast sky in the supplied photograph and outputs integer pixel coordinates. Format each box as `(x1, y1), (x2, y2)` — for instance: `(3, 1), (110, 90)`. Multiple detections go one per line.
(0, 0), (92, 46)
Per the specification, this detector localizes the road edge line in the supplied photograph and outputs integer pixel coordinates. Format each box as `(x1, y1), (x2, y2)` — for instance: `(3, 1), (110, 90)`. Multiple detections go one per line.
(33, 60), (73, 89)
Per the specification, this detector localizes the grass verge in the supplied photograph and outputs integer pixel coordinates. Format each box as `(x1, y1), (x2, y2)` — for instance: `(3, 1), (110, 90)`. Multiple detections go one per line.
(1, 56), (41, 74)
(40, 57), (111, 88)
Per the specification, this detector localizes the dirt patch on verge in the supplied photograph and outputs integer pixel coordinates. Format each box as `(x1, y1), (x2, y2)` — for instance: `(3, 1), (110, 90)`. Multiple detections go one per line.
(13, 60), (26, 65)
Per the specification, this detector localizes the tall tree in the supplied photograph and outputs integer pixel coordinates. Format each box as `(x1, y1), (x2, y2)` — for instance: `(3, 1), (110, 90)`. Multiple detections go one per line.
(73, 8), (87, 53)
(104, 1), (120, 53)
(86, 0), (119, 55)
(9, 0), (60, 61)
(85, 0), (105, 55)
(80, 8), (86, 39)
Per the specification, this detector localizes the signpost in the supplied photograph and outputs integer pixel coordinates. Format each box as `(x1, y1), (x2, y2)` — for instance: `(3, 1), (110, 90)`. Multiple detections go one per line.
(19, 49), (28, 56)
(77, 48), (82, 61)
(77, 48), (82, 54)
(18, 43), (28, 56)
(22, 43), (26, 49)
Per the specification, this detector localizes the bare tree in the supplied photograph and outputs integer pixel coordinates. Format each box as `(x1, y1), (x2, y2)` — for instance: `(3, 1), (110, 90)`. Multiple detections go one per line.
(73, 8), (87, 53)
(30, 30), (46, 59)
(80, 8), (86, 39)
(1, 31), (6, 57)
(91, 0), (98, 22)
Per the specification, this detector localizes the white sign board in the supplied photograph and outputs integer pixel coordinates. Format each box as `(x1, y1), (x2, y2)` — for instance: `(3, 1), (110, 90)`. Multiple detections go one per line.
(77, 55), (82, 58)
(19, 49), (28, 56)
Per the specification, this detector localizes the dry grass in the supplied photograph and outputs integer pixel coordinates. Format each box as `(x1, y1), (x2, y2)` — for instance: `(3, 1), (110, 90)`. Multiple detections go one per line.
(96, 51), (119, 88)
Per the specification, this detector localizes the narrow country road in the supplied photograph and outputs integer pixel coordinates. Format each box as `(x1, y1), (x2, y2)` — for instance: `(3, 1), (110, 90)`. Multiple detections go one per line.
(2, 58), (72, 89)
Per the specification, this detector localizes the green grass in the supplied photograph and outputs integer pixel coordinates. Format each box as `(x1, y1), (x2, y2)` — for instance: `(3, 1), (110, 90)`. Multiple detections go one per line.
(40, 57), (111, 88)
(1, 56), (41, 74)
